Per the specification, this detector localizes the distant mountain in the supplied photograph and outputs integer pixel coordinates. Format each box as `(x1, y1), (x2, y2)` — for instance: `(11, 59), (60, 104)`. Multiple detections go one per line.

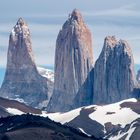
(0, 114), (99, 140)
(0, 18), (53, 109)
(37, 67), (54, 82)
(46, 98), (140, 140)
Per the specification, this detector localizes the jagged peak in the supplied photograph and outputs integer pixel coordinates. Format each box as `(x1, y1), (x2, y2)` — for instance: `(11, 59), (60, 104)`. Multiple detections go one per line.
(104, 36), (130, 48)
(104, 36), (117, 48)
(67, 9), (83, 24)
(16, 17), (26, 26)
(119, 39), (132, 57)
(71, 9), (82, 19)
(11, 18), (29, 37)
(103, 36), (132, 58)
(119, 39), (129, 46)
(62, 9), (86, 31)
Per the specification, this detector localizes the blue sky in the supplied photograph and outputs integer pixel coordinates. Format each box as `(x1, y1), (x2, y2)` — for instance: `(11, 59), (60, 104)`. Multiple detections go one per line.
(0, 0), (140, 69)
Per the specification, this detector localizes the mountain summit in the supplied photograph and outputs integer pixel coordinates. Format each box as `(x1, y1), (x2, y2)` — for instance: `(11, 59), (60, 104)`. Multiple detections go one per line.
(69, 9), (83, 23)
(47, 9), (93, 112)
(0, 18), (52, 107)
(93, 36), (137, 104)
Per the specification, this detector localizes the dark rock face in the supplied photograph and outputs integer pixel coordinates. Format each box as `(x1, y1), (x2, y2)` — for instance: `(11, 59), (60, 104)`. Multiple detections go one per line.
(93, 36), (137, 104)
(0, 18), (51, 108)
(73, 68), (94, 108)
(47, 9), (93, 112)
(136, 70), (140, 83)
(104, 119), (140, 140)
(68, 107), (105, 139)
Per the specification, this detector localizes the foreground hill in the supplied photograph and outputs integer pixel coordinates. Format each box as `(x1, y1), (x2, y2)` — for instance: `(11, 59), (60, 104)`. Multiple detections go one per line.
(0, 97), (139, 139)
(0, 97), (41, 117)
(0, 114), (99, 140)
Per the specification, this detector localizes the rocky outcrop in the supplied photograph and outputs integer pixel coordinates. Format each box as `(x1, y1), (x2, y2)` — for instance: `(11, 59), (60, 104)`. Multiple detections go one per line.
(72, 68), (94, 109)
(136, 70), (140, 83)
(0, 18), (53, 108)
(47, 9), (93, 112)
(93, 36), (137, 104)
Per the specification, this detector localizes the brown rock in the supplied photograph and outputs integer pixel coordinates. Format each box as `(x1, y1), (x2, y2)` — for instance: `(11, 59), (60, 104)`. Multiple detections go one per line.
(47, 9), (93, 112)
(0, 18), (52, 108)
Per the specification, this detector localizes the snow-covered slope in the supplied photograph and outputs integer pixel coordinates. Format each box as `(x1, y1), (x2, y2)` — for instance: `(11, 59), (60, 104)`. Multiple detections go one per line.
(36, 67), (54, 109)
(37, 67), (54, 82)
(45, 98), (140, 140)
(1, 97), (140, 139)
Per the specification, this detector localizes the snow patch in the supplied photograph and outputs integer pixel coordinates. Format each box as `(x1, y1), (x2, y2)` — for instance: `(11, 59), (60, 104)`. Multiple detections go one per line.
(37, 67), (54, 82)
(39, 98), (139, 138)
(109, 122), (136, 140)
(14, 98), (26, 104)
(126, 127), (136, 140)
(79, 128), (91, 137)
(89, 98), (139, 129)
(0, 123), (3, 126)
(7, 127), (14, 131)
(11, 29), (15, 36)
(42, 108), (81, 124)
(6, 108), (24, 115)
(42, 98), (139, 128)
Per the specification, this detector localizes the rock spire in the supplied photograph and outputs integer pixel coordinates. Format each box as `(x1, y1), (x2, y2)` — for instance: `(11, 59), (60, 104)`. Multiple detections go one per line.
(93, 36), (137, 104)
(47, 9), (93, 112)
(0, 18), (52, 108)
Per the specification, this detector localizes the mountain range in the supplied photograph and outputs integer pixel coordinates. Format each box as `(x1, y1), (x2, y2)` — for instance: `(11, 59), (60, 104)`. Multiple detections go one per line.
(0, 9), (140, 140)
